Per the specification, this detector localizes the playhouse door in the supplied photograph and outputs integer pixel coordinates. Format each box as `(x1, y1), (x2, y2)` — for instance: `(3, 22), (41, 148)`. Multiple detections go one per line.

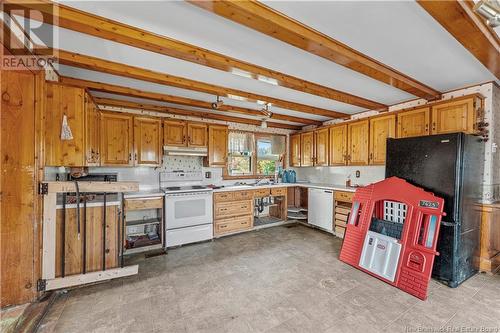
(359, 231), (402, 282)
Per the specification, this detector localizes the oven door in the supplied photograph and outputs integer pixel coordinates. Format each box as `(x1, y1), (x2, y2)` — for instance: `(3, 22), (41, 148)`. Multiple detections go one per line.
(165, 191), (213, 230)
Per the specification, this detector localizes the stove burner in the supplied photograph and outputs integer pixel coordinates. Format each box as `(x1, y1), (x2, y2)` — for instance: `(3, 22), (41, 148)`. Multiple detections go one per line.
(166, 186), (181, 191)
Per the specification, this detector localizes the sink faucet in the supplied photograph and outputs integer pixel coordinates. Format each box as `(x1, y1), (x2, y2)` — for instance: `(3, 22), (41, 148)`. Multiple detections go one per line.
(255, 176), (271, 186)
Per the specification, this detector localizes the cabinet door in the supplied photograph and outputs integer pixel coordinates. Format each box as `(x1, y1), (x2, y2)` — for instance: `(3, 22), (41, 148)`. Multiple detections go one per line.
(163, 120), (187, 146)
(431, 98), (475, 134)
(300, 132), (314, 167)
(207, 125), (228, 167)
(100, 112), (133, 166)
(134, 117), (162, 166)
(45, 83), (86, 166)
(329, 124), (347, 166)
(315, 128), (329, 166)
(290, 134), (301, 167)
(85, 94), (100, 166)
(369, 114), (396, 165)
(348, 120), (369, 165)
(187, 122), (207, 147)
(397, 107), (430, 138)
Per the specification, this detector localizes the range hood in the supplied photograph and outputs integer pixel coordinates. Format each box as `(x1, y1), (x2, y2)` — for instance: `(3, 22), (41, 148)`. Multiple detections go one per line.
(163, 145), (208, 156)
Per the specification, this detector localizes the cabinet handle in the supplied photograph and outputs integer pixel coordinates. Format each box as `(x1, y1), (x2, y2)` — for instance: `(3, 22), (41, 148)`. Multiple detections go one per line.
(432, 122), (436, 131)
(128, 153), (132, 161)
(134, 153), (137, 161)
(183, 135), (187, 143)
(240, 222), (247, 225)
(220, 225), (227, 229)
(369, 153), (373, 161)
(188, 136), (191, 143)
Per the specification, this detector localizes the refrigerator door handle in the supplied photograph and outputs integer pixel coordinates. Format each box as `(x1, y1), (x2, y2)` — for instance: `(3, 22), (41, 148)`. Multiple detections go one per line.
(440, 221), (455, 227)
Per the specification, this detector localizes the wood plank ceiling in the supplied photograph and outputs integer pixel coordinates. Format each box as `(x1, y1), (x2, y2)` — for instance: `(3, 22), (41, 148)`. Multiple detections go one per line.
(4, 0), (498, 129)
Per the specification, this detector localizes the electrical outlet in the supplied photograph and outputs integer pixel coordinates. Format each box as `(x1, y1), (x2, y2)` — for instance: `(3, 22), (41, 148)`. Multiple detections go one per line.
(355, 170), (361, 178)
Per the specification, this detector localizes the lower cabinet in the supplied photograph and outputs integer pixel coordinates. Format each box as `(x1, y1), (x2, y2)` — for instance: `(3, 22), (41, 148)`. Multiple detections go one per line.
(213, 191), (253, 236)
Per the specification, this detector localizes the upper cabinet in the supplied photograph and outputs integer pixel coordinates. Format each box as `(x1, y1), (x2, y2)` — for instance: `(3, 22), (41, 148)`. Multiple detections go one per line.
(315, 128), (329, 166)
(85, 94), (100, 166)
(45, 83), (86, 166)
(134, 117), (162, 166)
(300, 132), (314, 167)
(290, 133), (301, 167)
(397, 107), (430, 138)
(369, 114), (396, 165)
(206, 125), (228, 167)
(431, 96), (482, 135)
(329, 124), (347, 166)
(347, 120), (369, 166)
(163, 120), (187, 146)
(187, 123), (208, 147)
(100, 112), (134, 166)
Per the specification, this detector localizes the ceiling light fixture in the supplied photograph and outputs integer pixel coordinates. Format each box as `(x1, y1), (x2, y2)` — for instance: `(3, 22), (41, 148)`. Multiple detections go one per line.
(473, 0), (500, 27)
(260, 104), (273, 118)
(211, 96), (223, 109)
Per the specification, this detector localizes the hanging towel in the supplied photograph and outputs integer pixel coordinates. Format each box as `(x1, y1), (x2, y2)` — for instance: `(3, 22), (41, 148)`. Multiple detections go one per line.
(61, 114), (73, 140)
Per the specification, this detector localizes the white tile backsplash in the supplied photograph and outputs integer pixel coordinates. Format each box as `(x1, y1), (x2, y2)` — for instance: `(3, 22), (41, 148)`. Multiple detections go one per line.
(292, 165), (385, 186)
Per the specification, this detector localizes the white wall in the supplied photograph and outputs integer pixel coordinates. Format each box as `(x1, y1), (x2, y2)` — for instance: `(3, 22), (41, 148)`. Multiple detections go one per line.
(292, 165), (385, 187)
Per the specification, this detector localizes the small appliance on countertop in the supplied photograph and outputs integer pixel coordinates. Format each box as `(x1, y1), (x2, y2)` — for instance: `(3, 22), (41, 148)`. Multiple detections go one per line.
(160, 171), (213, 247)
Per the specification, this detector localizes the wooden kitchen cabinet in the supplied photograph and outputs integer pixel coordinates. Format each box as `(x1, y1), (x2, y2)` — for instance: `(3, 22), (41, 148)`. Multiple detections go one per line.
(369, 114), (396, 165)
(187, 122), (207, 147)
(134, 117), (162, 166)
(431, 96), (481, 135)
(100, 112), (134, 166)
(85, 94), (100, 166)
(397, 107), (430, 138)
(300, 131), (315, 167)
(329, 124), (348, 166)
(163, 119), (187, 146)
(290, 133), (301, 167)
(315, 128), (329, 166)
(206, 124), (228, 167)
(45, 82), (86, 166)
(213, 190), (253, 236)
(347, 120), (369, 165)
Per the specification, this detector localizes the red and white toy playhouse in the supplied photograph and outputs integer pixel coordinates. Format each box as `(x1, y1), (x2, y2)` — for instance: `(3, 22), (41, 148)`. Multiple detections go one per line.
(339, 177), (445, 300)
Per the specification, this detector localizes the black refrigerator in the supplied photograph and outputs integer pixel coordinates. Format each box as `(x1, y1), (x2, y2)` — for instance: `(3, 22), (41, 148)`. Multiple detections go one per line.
(385, 133), (484, 287)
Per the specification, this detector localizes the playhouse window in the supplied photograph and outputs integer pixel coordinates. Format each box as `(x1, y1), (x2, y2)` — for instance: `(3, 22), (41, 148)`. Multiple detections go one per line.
(369, 200), (407, 240)
(417, 214), (438, 248)
(348, 201), (361, 226)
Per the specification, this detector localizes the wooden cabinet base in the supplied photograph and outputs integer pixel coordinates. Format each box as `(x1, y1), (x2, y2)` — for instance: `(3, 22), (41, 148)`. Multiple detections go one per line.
(478, 203), (500, 273)
(214, 215), (253, 236)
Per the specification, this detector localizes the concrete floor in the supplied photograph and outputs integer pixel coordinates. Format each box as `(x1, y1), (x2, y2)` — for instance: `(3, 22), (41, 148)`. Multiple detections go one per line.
(37, 224), (500, 333)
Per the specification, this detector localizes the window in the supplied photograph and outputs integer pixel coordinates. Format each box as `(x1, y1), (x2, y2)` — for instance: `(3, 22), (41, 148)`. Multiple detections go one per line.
(226, 131), (286, 178)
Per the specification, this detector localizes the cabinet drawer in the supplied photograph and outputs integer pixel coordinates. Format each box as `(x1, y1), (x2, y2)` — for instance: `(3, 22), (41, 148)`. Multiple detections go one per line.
(214, 215), (252, 235)
(233, 190), (253, 201)
(214, 192), (234, 202)
(334, 191), (354, 203)
(125, 197), (163, 210)
(335, 213), (348, 222)
(335, 225), (346, 239)
(253, 188), (271, 198)
(214, 200), (252, 219)
(271, 187), (287, 196)
(335, 206), (351, 215)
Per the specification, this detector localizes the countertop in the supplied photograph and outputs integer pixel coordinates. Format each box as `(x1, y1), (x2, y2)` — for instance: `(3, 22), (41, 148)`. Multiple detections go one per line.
(124, 190), (165, 199)
(212, 182), (358, 193)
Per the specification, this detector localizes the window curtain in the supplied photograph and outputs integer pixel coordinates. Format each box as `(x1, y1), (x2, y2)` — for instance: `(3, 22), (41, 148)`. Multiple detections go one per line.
(228, 131), (254, 155)
(271, 135), (286, 155)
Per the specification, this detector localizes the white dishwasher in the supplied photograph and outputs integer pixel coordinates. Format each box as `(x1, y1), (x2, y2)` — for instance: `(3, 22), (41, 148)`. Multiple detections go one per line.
(308, 188), (334, 232)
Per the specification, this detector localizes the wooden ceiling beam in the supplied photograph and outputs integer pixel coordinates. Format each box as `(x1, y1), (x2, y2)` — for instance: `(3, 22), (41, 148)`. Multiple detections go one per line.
(3, 0), (387, 110)
(417, 0), (500, 79)
(51, 49), (346, 118)
(188, 0), (441, 100)
(59, 76), (321, 125)
(94, 97), (302, 130)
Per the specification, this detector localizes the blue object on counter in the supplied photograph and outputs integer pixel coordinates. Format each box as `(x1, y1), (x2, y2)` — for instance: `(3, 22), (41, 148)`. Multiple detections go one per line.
(282, 170), (289, 183)
(289, 170), (296, 183)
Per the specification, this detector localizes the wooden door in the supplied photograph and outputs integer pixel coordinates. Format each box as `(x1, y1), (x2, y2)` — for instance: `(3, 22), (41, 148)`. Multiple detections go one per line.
(300, 132), (314, 167)
(329, 124), (347, 166)
(431, 98), (476, 134)
(100, 112), (133, 166)
(134, 117), (162, 166)
(1, 69), (38, 306)
(45, 83), (86, 166)
(207, 125), (228, 167)
(369, 114), (396, 165)
(315, 128), (329, 166)
(187, 122), (207, 147)
(85, 94), (100, 166)
(397, 107), (430, 138)
(348, 120), (369, 165)
(290, 134), (301, 167)
(163, 120), (187, 146)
